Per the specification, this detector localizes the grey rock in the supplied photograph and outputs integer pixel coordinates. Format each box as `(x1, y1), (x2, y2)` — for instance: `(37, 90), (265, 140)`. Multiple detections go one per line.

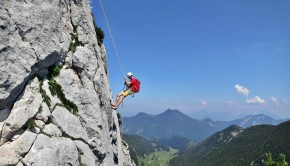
(41, 79), (61, 110)
(24, 148), (59, 166)
(0, 131), (37, 166)
(16, 161), (24, 166)
(73, 46), (98, 81)
(58, 67), (111, 159)
(0, 123), (3, 139)
(35, 102), (51, 123)
(70, 0), (97, 46)
(75, 140), (96, 166)
(52, 106), (88, 142)
(0, 5), (38, 109)
(43, 123), (62, 137)
(30, 127), (41, 134)
(0, 109), (11, 143)
(65, 51), (73, 68)
(35, 120), (45, 129)
(0, 109), (10, 122)
(22, 134), (79, 166)
(10, 129), (25, 141)
(0, 1), (71, 109)
(0, 78), (42, 145)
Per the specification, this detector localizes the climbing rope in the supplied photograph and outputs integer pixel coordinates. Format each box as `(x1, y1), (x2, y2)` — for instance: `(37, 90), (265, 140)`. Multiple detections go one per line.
(99, 0), (125, 78)
(99, 0), (125, 133)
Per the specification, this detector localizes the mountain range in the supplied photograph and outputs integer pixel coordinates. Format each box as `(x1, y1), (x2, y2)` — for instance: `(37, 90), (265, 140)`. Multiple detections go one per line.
(123, 109), (289, 142)
(169, 120), (290, 166)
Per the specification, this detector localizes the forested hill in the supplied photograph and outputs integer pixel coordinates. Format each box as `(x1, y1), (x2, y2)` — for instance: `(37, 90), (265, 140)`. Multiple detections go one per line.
(169, 120), (290, 166)
(122, 134), (179, 165)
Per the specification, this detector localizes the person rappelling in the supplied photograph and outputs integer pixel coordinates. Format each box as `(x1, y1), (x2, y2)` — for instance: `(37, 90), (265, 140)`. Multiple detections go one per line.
(111, 72), (140, 110)
(99, 0), (141, 111)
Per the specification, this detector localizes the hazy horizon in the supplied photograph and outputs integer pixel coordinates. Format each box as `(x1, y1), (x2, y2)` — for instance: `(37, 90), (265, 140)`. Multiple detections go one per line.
(122, 108), (286, 121)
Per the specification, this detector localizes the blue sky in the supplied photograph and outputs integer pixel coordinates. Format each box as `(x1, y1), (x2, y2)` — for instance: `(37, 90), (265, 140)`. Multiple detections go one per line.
(92, 0), (290, 120)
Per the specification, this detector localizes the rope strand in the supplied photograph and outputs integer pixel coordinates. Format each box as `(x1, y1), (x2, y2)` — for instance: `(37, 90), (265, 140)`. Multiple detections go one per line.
(99, 0), (125, 78)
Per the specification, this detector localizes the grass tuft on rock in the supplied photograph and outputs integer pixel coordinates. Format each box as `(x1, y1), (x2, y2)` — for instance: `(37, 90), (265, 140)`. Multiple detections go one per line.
(47, 65), (78, 115)
(69, 33), (84, 53)
(48, 64), (63, 79)
(27, 119), (36, 130)
(92, 13), (105, 47)
(38, 104), (43, 114)
(95, 26), (104, 47)
(39, 80), (51, 108)
(48, 79), (78, 115)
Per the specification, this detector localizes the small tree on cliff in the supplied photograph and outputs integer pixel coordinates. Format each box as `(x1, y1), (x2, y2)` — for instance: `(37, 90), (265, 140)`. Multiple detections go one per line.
(265, 152), (288, 166)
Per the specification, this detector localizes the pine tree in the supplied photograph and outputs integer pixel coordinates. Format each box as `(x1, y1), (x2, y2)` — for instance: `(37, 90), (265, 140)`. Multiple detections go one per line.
(265, 153), (288, 166)
(266, 153), (276, 166)
(277, 154), (288, 166)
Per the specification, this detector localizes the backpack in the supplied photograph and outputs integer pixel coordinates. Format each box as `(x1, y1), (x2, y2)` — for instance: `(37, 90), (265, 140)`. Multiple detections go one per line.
(131, 78), (141, 93)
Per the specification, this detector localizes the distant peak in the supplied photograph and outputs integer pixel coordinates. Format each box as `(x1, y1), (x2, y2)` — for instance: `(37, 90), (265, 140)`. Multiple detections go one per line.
(159, 109), (185, 116)
(157, 109), (194, 121)
(136, 112), (149, 117)
(162, 109), (184, 115)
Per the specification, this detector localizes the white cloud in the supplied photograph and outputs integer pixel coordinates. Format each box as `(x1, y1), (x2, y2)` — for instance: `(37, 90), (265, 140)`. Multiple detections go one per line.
(234, 84), (249, 97)
(270, 97), (279, 106)
(246, 96), (265, 104)
(228, 101), (235, 104)
(200, 100), (208, 107)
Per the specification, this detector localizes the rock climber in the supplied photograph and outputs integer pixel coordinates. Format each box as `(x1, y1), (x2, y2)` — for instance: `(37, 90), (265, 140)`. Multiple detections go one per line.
(111, 72), (140, 110)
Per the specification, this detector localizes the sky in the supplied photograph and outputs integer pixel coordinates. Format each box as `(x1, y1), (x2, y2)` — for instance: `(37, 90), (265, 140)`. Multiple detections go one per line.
(92, 0), (290, 120)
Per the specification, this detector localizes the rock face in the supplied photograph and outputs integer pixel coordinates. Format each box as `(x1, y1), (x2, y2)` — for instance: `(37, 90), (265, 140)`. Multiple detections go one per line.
(0, 0), (135, 165)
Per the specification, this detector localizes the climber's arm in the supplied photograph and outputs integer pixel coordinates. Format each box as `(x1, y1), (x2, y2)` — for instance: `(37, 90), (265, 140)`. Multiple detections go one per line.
(124, 77), (131, 87)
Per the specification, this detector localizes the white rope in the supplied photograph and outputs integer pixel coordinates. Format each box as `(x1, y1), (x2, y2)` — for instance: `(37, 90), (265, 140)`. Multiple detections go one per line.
(99, 0), (125, 78)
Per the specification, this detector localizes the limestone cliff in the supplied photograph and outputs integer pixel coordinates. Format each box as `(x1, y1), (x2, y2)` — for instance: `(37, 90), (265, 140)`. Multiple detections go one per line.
(0, 0), (135, 165)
